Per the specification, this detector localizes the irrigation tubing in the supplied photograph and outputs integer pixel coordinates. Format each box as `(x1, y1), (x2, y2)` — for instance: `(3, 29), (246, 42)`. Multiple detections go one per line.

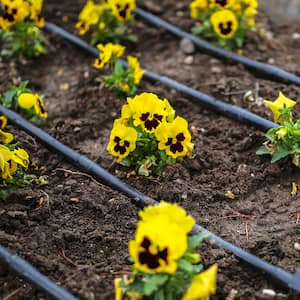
(44, 22), (277, 132)
(0, 245), (78, 300)
(134, 7), (300, 87)
(1, 106), (300, 294)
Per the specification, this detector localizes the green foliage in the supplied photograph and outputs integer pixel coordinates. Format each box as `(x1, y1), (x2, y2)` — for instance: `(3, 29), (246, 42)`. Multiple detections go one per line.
(103, 60), (137, 96)
(257, 108), (300, 167)
(122, 121), (176, 176)
(0, 22), (46, 58)
(0, 81), (46, 125)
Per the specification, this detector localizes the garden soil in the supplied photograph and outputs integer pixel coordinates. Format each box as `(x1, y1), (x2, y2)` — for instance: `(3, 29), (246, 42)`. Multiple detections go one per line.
(1, 0), (300, 299)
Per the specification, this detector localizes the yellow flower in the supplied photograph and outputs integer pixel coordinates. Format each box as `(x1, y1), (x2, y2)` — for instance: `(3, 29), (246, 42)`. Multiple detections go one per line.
(27, 0), (44, 27)
(0, 0), (30, 29)
(0, 130), (14, 144)
(123, 93), (169, 133)
(13, 148), (29, 169)
(276, 127), (288, 139)
(127, 56), (144, 85)
(107, 119), (137, 160)
(0, 145), (13, 179)
(190, 0), (208, 19)
(0, 116), (8, 129)
(109, 0), (135, 22)
(18, 92), (48, 118)
(94, 43), (125, 69)
(139, 201), (195, 234)
(121, 83), (130, 94)
(163, 98), (175, 122)
(182, 264), (218, 300)
(155, 116), (194, 159)
(243, 0), (258, 9)
(263, 92), (296, 124)
(210, 9), (238, 39)
(129, 215), (188, 274)
(75, 0), (104, 35)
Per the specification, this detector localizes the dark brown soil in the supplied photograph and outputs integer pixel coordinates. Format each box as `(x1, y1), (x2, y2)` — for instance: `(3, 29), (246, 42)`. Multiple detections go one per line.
(1, 0), (300, 299)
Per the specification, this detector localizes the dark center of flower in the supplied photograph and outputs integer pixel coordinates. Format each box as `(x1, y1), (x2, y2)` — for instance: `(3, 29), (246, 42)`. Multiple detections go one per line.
(138, 237), (168, 269)
(140, 113), (163, 131)
(113, 136), (130, 155)
(116, 3), (129, 19)
(165, 133), (185, 154)
(216, 0), (228, 6)
(219, 21), (233, 35)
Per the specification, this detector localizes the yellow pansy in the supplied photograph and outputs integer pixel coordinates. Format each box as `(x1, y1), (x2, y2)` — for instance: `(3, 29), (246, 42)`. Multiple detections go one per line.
(124, 93), (169, 133)
(0, 145), (13, 179)
(155, 116), (194, 159)
(139, 201), (195, 234)
(210, 9), (238, 39)
(109, 0), (135, 22)
(18, 92), (48, 118)
(182, 264), (218, 300)
(163, 98), (175, 122)
(75, 0), (104, 35)
(264, 92), (296, 124)
(0, 116), (8, 129)
(13, 148), (29, 169)
(190, 0), (208, 19)
(127, 56), (144, 85)
(0, 0), (30, 30)
(129, 215), (188, 274)
(0, 130), (14, 144)
(107, 119), (137, 160)
(28, 0), (44, 28)
(94, 43), (125, 69)
(243, 0), (258, 9)
(276, 127), (288, 139)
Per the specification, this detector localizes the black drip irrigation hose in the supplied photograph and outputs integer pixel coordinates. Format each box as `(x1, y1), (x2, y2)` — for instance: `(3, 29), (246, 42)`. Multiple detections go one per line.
(0, 106), (300, 294)
(135, 7), (300, 87)
(0, 245), (78, 300)
(44, 22), (277, 132)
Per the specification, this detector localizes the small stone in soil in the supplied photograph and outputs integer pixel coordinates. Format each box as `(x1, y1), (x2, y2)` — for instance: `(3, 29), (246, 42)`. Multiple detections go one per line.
(180, 38), (195, 54)
(262, 289), (276, 298)
(184, 55), (194, 65)
(294, 242), (300, 251)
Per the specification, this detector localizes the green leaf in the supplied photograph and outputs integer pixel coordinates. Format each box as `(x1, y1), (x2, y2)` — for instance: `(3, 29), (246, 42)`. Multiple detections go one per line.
(188, 232), (208, 251)
(144, 274), (168, 296)
(256, 146), (270, 155)
(271, 147), (290, 163)
(2, 90), (16, 107)
(177, 258), (193, 273)
(114, 61), (124, 77)
(153, 289), (165, 300)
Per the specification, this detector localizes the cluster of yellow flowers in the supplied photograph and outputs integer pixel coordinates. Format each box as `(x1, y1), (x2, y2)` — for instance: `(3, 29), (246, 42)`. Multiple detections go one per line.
(190, 0), (258, 49)
(115, 201), (217, 299)
(93, 43), (144, 95)
(107, 93), (193, 175)
(0, 0), (44, 31)
(76, 0), (136, 44)
(0, 116), (29, 181)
